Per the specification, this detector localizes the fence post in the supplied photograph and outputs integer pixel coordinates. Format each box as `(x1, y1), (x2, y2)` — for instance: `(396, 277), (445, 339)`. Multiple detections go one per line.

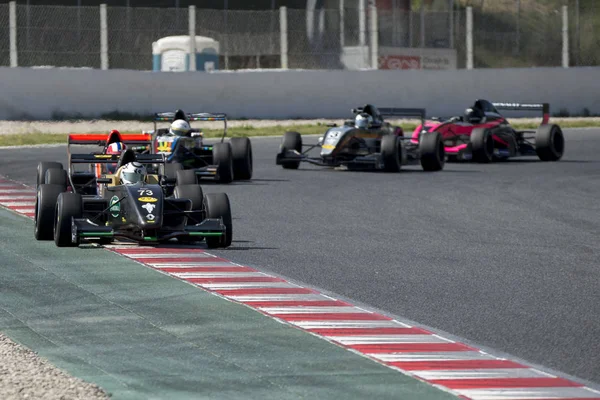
(280, 6), (288, 69)
(9, 1), (17, 67)
(358, 0), (365, 47)
(562, 5), (569, 68)
(369, 0), (378, 69)
(100, 4), (108, 70)
(189, 5), (196, 71)
(419, 1), (425, 47)
(339, 0), (344, 48)
(449, 0), (454, 49)
(466, 6), (473, 70)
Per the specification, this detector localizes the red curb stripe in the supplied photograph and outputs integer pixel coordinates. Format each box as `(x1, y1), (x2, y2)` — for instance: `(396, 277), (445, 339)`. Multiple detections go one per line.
(389, 359), (528, 370)
(115, 248), (208, 254)
(215, 287), (317, 295)
(133, 257), (227, 264)
(274, 313), (392, 321)
(348, 343), (475, 353)
(309, 327), (430, 336)
(248, 300), (352, 308)
(431, 377), (583, 389)
(186, 276), (285, 284)
(158, 266), (256, 273)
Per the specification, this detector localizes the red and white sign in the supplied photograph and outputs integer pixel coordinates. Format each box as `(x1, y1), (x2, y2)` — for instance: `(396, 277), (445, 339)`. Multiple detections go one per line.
(378, 47), (457, 70)
(379, 55), (421, 70)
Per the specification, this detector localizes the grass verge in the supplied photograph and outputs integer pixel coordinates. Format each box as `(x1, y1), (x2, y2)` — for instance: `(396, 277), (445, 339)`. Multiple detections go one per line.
(0, 120), (599, 147)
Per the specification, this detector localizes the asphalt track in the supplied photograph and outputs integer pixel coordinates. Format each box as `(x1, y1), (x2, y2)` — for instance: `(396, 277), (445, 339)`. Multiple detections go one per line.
(0, 128), (599, 388)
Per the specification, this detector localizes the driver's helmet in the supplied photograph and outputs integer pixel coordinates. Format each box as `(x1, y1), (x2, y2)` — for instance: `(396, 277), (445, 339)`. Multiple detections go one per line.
(120, 161), (147, 185)
(355, 113), (373, 129)
(464, 107), (485, 124)
(106, 142), (126, 174)
(169, 119), (191, 136)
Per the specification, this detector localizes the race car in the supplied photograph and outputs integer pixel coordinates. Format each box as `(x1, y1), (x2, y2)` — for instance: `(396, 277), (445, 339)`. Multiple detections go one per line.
(276, 104), (445, 172)
(410, 99), (565, 163)
(34, 147), (233, 248)
(145, 110), (253, 184)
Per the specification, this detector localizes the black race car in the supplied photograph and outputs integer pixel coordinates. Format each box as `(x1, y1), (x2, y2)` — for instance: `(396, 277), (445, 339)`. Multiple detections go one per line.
(147, 110), (253, 183)
(34, 148), (232, 248)
(276, 104), (445, 172)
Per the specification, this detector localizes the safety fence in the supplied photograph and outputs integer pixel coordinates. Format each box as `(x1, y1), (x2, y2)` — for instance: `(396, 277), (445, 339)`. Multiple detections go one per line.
(0, 1), (597, 71)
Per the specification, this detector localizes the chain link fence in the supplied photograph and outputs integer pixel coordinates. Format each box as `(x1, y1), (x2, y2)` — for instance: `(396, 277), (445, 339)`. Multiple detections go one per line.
(1, 2), (598, 71)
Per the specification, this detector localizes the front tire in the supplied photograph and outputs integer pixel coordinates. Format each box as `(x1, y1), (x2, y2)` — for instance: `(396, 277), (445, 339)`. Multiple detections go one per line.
(230, 137), (253, 180)
(37, 162), (63, 188)
(176, 169), (197, 185)
(471, 128), (494, 163)
(34, 184), (64, 240)
(45, 168), (68, 190)
(420, 132), (445, 171)
(213, 143), (234, 183)
(204, 193), (232, 249)
(535, 124), (564, 161)
(174, 184), (204, 226)
(381, 135), (402, 172)
(54, 192), (82, 247)
(280, 132), (302, 170)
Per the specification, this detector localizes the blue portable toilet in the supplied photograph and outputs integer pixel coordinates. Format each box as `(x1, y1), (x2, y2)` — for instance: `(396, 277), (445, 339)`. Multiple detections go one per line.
(152, 35), (219, 72)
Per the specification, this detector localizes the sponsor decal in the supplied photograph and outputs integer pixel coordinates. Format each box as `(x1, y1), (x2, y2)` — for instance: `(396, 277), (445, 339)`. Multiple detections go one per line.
(146, 214), (156, 221)
(109, 196), (120, 218)
(379, 55), (420, 70)
(138, 197), (157, 203)
(157, 141), (173, 153)
(94, 154), (114, 159)
(141, 203), (155, 214)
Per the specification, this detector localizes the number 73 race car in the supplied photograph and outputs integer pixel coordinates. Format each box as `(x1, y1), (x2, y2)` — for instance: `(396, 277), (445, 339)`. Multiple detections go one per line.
(34, 145), (233, 248)
(276, 104), (445, 172)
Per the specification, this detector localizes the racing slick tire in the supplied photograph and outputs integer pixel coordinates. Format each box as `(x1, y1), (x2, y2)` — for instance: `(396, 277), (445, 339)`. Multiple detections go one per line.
(419, 132), (445, 171)
(34, 184), (64, 241)
(381, 135), (402, 172)
(535, 124), (564, 162)
(37, 161), (63, 188)
(174, 184), (204, 227)
(204, 193), (233, 249)
(213, 142), (234, 184)
(280, 132), (302, 170)
(45, 168), (68, 190)
(160, 162), (183, 181)
(176, 169), (197, 186)
(54, 192), (82, 247)
(230, 137), (253, 180)
(471, 128), (494, 163)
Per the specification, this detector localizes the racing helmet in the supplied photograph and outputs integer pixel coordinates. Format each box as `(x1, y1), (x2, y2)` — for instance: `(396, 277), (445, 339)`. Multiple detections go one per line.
(169, 119), (191, 136)
(464, 107), (485, 124)
(106, 141), (127, 174)
(355, 113), (373, 129)
(120, 161), (147, 185)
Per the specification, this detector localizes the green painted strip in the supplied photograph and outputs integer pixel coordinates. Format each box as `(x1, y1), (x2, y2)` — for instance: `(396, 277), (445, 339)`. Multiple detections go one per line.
(143, 236), (157, 241)
(80, 232), (113, 237)
(189, 232), (222, 236)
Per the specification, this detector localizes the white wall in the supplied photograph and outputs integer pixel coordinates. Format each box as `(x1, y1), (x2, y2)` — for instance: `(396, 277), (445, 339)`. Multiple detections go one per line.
(0, 66), (598, 120)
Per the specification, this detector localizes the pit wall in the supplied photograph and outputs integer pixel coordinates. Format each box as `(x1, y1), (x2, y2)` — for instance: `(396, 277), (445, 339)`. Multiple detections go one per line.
(0, 67), (598, 120)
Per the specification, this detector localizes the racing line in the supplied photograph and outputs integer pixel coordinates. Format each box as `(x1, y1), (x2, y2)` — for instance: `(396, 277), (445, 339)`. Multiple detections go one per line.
(1, 175), (599, 400)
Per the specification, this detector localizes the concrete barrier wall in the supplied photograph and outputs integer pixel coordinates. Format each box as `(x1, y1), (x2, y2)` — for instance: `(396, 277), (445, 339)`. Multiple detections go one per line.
(0, 67), (598, 120)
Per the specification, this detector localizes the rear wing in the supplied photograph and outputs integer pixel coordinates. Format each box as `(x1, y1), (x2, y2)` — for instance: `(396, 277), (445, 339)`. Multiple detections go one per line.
(68, 133), (153, 147)
(378, 108), (427, 130)
(70, 153), (167, 164)
(492, 102), (550, 124)
(153, 111), (228, 142)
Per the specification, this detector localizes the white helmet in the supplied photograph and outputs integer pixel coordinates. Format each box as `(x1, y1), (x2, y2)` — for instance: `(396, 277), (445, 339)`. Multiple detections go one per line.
(355, 113), (373, 129)
(120, 161), (147, 185)
(169, 119), (191, 136)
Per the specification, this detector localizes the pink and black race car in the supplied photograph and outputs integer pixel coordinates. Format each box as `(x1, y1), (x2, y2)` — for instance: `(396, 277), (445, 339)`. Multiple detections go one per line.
(409, 99), (564, 163)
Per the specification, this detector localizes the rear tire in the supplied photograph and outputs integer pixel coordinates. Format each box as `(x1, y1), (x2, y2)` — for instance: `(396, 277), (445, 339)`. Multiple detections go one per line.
(37, 162), (63, 188)
(420, 132), (445, 171)
(34, 184), (64, 240)
(160, 162), (183, 180)
(280, 132), (302, 170)
(54, 192), (82, 247)
(45, 168), (68, 190)
(471, 128), (494, 163)
(381, 135), (402, 172)
(213, 143), (234, 183)
(230, 137), (253, 180)
(204, 193), (232, 249)
(174, 184), (204, 226)
(176, 169), (197, 185)
(535, 124), (564, 161)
